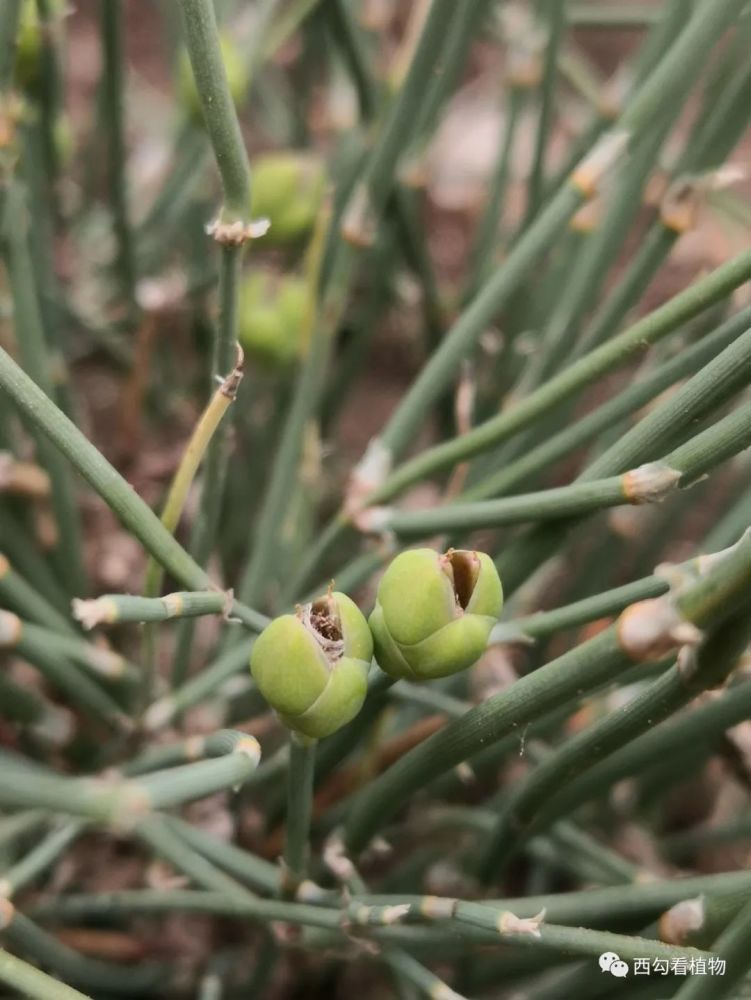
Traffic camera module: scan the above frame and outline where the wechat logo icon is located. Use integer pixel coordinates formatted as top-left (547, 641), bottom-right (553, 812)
top-left (600, 952), bottom-right (629, 978)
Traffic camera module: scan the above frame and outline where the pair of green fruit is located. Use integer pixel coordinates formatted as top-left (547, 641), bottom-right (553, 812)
top-left (250, 548), bottom-right (503, 740)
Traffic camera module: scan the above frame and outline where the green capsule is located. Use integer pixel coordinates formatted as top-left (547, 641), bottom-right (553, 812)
top-left (369, 548), bottom-right (503, 681)
top-left (177, 34), bottom-right (249, 122)
top-left (238, 271), bottom-right (307, 370)
top-left (250, 152), bottom-right (326, 244)
top-left (250, 591), bottom-right (372, 739)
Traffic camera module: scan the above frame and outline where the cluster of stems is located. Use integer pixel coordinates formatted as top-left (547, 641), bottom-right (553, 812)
top-left (2, 1), bottom-right (751, 998)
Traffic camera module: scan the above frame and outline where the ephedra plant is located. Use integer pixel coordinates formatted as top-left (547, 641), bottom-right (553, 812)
top-left (3, 0), bottom-right (751, 997)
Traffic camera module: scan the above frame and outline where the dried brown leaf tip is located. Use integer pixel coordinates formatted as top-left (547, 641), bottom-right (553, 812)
top-left (205, 216), bottom-right (270, 245)
top-left (621, 463), bottom-right (682, 504)
top-left (72, 597), bottom-right (119, 630)
top-left (218, 344), bottom-right (244, 399)
top-left (659, 897), bottom-right (705, 945)
top-left (616, 597), bottom-right (702, 663)
top-left (497, 907), bottom-right (546, 938)
top-left (571, 129), bottom-right (629, 197)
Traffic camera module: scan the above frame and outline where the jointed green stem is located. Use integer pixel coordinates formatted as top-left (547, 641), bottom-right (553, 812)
top-left (176, 0), bottom-right (251, 222)
top-left (371, 247), bottom-right (751, 503)
top-left (466, 308), bottom-right (751, 502)
top-left (359, 0), bottom-right (745, 466)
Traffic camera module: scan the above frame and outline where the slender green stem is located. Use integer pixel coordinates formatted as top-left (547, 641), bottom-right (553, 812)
top-left (74, 589), bottom-right (229, 626)
top-left (382, 949), bottom-right (466, 1000)
top-left (236, 206), bottom-right (330, 610)
top-left (0, 1), bottom-right (21, 90)
top-left (2, 182), bottom-right (87, 595)
top-left (282, 736), bottom-right (316, 895)
top-left (344, 626), bottom-right (627, 854)
top-left (0, 611), bottom-right (130, 731)
top-left (2, 911), bottom-right (162, 994)
top-left (673, 897), bottom-right (751, 999)
top-left (519, 121), bottom-right (670, 396)
top-left (491, 573), bottom-right (667, 644)
top-left (554, 676), bottom-right (751, 835)
top-left (370, 246), bottom-right (751, 503)
top-left (384, 377), bottom-right (751, 541)
top-left (0, 505), bottom-right (70, 612)
top-left (526, 0), bottom-right (567, 220)
top-left (478, 608), bottom-right (751, 879)
top-left (99, 0), bottom-right (138, 327)
top-left (401, 0), bottom-right (492, 167)
top-left (166, 815), bottom-right (278, 895)
top-left (0, 342), bottom-right (268, 631)
top-left (567, 4), bottom-right (659, 28)
top-left (349, 898), bottom-right (714, 961)
top-left (0, 820), bottom-right (85, 898)
top-left (0, 732), bottom-right (260, 818)
top-left (0, 947), bottom-right (93, 1000)
top-left (359, 869), bottom-right (751, 928)
top-left (142, 637), bottom-right (253, 731)
top-left (465, 307), bottom-right (751, 502)
top-left (466, 85), bottom-right (526, 299)
top-left (340, 0), bottom-right (459, 244)
top-left (134, 813), bottom-right (250, 898)
top-left (357, 0), bottom-right (745, 465)
top-left (144, 342), bottom-right (243, 601)
top-left (13, 616), bottom-right (132, 681)
top-left (497, 308), bottom-right (751, 598)
top-left (381, 465), bottom-right (678, 538)
top-left (33, 889), bottom-right (344, 930)
top-left (176, 0), bottom-right (251, 222)
top-left (0, 554), bottom-right (76, 634)
top-left (0, 673), bottom-right (47, 723)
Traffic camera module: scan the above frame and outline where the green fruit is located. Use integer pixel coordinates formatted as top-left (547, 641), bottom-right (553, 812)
top-left (238, 271), bottom-right (308, 369)
top-left (369, 548), bottom-right (503, 681)
top-left (250, 591), bottom-right (373, 739)
top-left (250, 152), bottom-right (325, 244)
top-left (53, 113), bottom-right (74, 166)
top-left (15, 0), bottom-right (64, 92)
top-left (177, 34), bottom-right (248, 122)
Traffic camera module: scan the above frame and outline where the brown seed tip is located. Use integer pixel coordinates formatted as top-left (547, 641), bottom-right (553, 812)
top-left (659, 897), bottom-right (705, 944)
top-left (616, 597), bottom-right (703, 663)
top-left (622, 462), bottom-right (681, 504)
